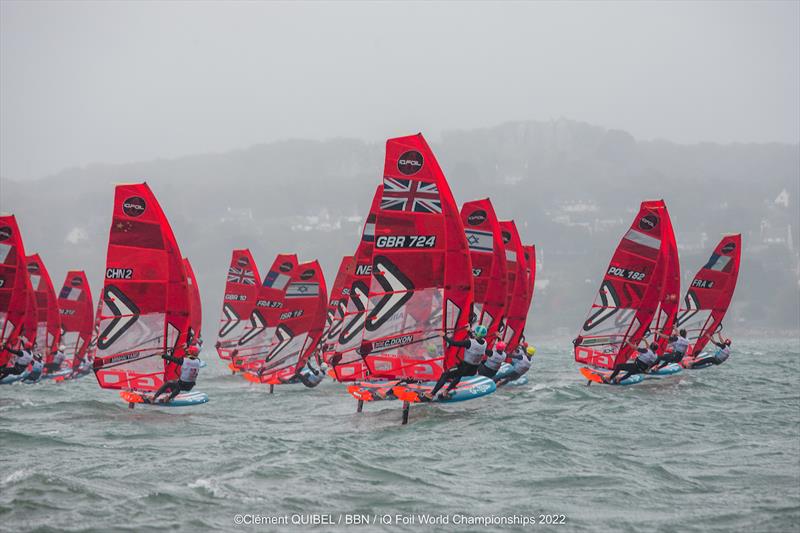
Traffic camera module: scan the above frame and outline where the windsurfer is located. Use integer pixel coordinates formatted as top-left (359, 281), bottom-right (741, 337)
top-left (44, 344), bottom-right (66, 373)
top-left (148, 346), bottom-right (202, 403)
top-left (0, 341), bottom-right (35, 380)
top-left (652, 328), bottom-right (690, 368)
top-left (478, 341), bottom-right (507, 378)
top-left (604, 338), bottom-right (658, 384)
top-left (22, 355), bottom-right (44, 382)
top-left (285, 362), bottom-right (328, 388)
top-left (495, 346), bottom-right (535, 386)
top-left (688, 333), bottom-right (731, 368)
top-left (421, 326), bottom-right (490, 401)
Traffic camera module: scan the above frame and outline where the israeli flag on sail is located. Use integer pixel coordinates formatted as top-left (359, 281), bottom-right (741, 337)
top-left (465, 229), bottom-right (493, 252)
top-left (286, 282), bottom-right (319, 298)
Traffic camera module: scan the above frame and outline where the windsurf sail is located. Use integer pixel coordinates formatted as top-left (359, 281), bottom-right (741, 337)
top-left (183, 258), bottom-right (202, 346)
top-left (327, 187), bottom-right (382, 382)
top-left (57, 270), bottom-right (94, 370)
top-left (93, 182), bottom-right (192, 392)
top-left (498, 221), bottom-right (529, 352)
top-left (232, 253), bottom-right (298, 370)
top-left (215, 249), bottom-right (261, 360)
top-left (523, 245), bottom-right (536, 311)
top-left (320, 255), bottom-right (355, 363)
top-left (0, 215), bottom-right (32, 367)
top-left (676, 234), bottom-right (742, 355)
top-left (353, 133), bottom-right (473, 381)
top-left (460, 199), bottom-right (508, 344)
top-left (574, 200), bottom-right (674, 370)
top-left (26, 254), bottom-right (62, 361)
top-left (651, 213), bottom-right (681, 352)
top-left (246, 260), bottom-right (328, 383)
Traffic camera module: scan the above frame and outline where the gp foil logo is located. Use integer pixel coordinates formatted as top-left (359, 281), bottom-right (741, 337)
top-left (236, 256), bottom-right (250, 268)
top-left (279, 261), bottom-right (293, 273)
top-left (397, 150), bottom-right (424, 176)
top-left (0, 226), bottom-right (12, 241)
top-left (71, 276), bottom-right (83, 286)
top-left (469, 382), bottom-right (491, 395)
top-left (300, 269), bottom-right (316, 280)
top-left (122, 196), bottom-right (146, 217)
top-left (501, 230), bottom-right (511, 244)
top-left (467, 210), bottom-right (487, 226)
top-left (27, 262), bottom-right (40, 273)
top-left (638, 213), bottom-right (659, 231)
top-left (722, 242), bottom-right (736, 254)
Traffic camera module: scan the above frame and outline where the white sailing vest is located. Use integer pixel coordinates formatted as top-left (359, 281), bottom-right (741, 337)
top-left (672, 336), bottom-right (690, 355)
top-left (715, 346), bottom-right (731, 363)
top-left (485, 349), bottom-right (506, 370)
top-left (180, 358), bottom-right (202, 382)
top-left (15, 349), bottom-right (33, 366)
top-left (463, 338), bottom-right (487, 365)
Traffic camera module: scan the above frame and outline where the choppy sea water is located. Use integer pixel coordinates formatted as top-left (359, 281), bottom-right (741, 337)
top-left (1, 337), bottom-right (798, 533)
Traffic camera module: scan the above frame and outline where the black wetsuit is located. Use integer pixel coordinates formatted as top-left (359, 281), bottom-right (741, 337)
top-left (690, 341), bottom-right (730, 368)
top-left (654, 335), bottom-right (689, 368)
top-left (151, 354), bottom-right (196, 402)
top-left (428, 337), bottom-right (487, 397)
top-left (296, 368), bottom-right (324, 388)
top-left (0, 347), bottom-right (33, 379)
top-left (608, 348), bottom-right (657, 382)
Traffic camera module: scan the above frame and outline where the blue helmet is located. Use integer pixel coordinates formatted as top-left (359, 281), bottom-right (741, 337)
top-left (473, 325), bottom-right (488, 338)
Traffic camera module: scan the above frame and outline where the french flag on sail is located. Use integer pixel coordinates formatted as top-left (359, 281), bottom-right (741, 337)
top-left (263, 270), bottom-right (291, 290)
top-left (59, 286), bottom-right (82, 301)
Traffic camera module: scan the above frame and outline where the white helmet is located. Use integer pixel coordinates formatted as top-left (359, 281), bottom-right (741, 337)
top-left (320, 363), bottom-right (329, 372)
top-left (59, 345), bottom-right (66, 351)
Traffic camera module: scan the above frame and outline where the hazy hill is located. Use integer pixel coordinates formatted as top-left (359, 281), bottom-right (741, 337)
top-left (2, 118), bottom-right (798, 338)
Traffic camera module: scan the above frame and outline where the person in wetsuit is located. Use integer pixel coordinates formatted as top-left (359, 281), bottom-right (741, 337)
top-left (292, 362), bottom-right (328, 388)
top-left (495, 345), bottom-right (535, 386)
top-left (422, 325), bottom-right (491, 401)
top-left (149, 346), bottom-right (202, 403)
top-left (0, 340), bottom-right (35, 380)
top-left (688, 333), bottom-right (732, 369)
top-left (478, 341), bottom-right (507, 378)
top-left (44, 345), bottom-right (66, 373)
top-left (604, 338), bottom-right (658, 384)
top-left (653, 328), bottom-right (690, 368)
top-left (22, 355), bottom-right (44, 382)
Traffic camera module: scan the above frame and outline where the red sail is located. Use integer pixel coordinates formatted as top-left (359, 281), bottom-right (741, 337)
top-left (0, 215), bottom-right (32, 367)
top-left (521, 244), bottom-right (536, 344)
top-left (94, 182), bottom-right (191, 391)
top-left (574, 200), bottom-right (673, 370)
top-left (460, 199), bottom-right (508, 344)
top-left (320, 255), bottom-right (355, 361)
top-left (57, 270), bottom-right (94, 369)
top-left (498, 221), bottom-right (529, 352)
top-left (248, 259), bottom-right (328, 383)
top-left (26, 254), bottom-right (62, 361)
top-left (356, 133), bottom-right (473, 380)
top-left (183, 258), bottom-right (202, 345)
top-left (216, 249), bottom-right (261, 360)
top-left (651, 213), bottom-right (681, 351)
top-left (328, 187), bottom-right (382, 382)
top-left (523, 245), bottom-right (536, 311)
top-left (233, 253), bottom-right (298, 369)
top-left (676, 234), bottom-right (742, 355)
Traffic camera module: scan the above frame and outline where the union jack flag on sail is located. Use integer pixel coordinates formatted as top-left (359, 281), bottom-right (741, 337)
top-left (228, 266), bottom-right (256, 285)
top-left (381, 177), bottom-right (441, 214)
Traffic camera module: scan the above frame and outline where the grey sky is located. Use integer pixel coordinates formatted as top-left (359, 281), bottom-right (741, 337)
top-left (1, 0), bottom-right (798, 181)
